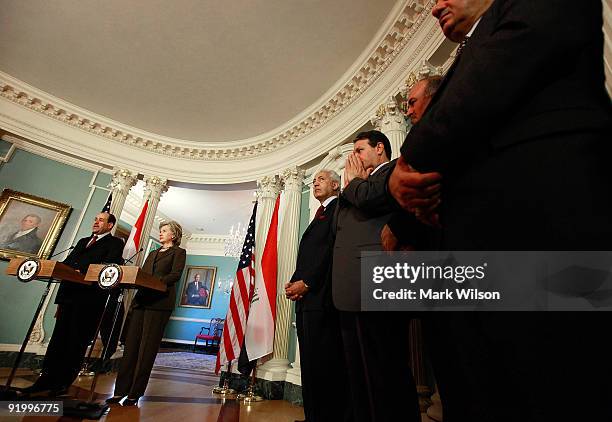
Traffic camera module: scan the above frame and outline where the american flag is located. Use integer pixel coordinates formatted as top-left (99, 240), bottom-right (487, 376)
top-left (216, 202), bottom-right (257, 373)
top-left (102, 193), bottom-right (113, 213)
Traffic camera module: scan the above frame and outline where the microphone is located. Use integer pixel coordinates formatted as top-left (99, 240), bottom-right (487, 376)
top-left (125, 248), bottom-right (144, 264)
top-left (49, 245), bottom-right (75, 259)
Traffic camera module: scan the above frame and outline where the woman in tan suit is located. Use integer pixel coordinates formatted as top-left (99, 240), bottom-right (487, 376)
top-left (107, 220), bottom-right (186, 406)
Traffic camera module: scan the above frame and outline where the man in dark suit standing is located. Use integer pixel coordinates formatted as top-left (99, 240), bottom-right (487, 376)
top-left (0, 214), bottom-right (43, 254)
top-left (388, 1), bottom-right (612, 420)
top-left (383, 75), bottom-right (443, 251)
top-left (23, 212), bottom-right (124, 395)
top-left (285, 169), bottom-right (349, 422)
top-left (333, 130), bottom-right (420, 422)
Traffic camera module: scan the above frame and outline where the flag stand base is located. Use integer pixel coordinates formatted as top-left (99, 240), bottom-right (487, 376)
top-left (236, 368), bottom-right (263, 403)
top-left (236, 390), bottom-right (263, 403)
top-left (213, 361), bottom-right (236, 395)
top-left (212, 386), bottom-right (236, 395)
top-left (212, 382), bottom-right (236, 395)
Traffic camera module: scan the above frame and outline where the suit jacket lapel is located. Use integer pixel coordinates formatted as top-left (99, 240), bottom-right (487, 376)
top-left (303, 198), bottom-right (337, 237)
top-left (88, 233), bottom-right (111, 250)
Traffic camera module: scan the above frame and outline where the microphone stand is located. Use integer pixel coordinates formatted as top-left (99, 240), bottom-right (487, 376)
top-left (78, 248), bottom-right (142, 376)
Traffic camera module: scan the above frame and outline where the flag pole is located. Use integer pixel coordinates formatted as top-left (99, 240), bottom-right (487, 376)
top-left (237, 363), bottom-right (263, 403)
top-left (212, 361), bottom-right (236, 395)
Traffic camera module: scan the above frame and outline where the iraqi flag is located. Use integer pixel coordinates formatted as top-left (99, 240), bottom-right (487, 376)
top-left (123, 200), bottom-right (148, 262)
top-left (239, 195), bottom-right (280, 373)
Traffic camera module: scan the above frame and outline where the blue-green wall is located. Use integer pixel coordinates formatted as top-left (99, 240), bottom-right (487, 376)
top-left (163, 254), bottom-right (237, 342)
top-left (0, 139), bottom-right (12, 156)
top-left (0, 147), bottom-right (110, 344)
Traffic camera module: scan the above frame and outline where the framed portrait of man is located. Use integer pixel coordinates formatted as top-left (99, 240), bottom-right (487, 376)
top-left (0, 189), bottom-right (71, 260)
top-left (179, 266), bottom-right (216, 309)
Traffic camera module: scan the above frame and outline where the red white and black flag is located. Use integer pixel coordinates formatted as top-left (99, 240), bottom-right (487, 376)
top-left (123, 200), bottom-right (148, 262)
top-left (239, 195), bottom-right (280, 374)
top-left (216, 202), bottom-right (258, 374)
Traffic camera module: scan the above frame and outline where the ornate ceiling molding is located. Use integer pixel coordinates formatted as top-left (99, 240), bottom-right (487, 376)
top-left (0, 0), bottom-right (433, 162)
top-left (184, 234), bottom-right (229, 257)
top-left (187, 234), bottom-right (228, 245)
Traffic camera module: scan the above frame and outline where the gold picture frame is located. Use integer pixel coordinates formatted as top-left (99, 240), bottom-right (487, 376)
top-left (0, 189), bottom-right (72, 260)
top-left (179, 265), bottom-right (217, 309)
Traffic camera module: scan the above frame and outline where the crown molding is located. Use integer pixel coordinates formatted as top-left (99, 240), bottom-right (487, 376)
top-left (0, 1), bottom-right (432, 158)
top-left (1, 133), bottom-right (113, 174)
top-left (0, 1), bottom-right (446, 183)
top-left (185, 233), bottom-right (229, 257)
top-left (187, 234), bottom-right (228, 244)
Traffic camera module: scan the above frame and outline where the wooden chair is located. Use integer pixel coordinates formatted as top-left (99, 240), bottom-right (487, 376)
top-left (193, 318), bottom-right (224, 352)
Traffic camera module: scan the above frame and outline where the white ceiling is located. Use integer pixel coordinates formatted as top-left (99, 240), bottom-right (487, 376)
top-left (0, 0), bottom-right (398, 142)
top-left (1, 1), bottom-right (399, 236)
top-left (130, 180), bottom-right (257, 235)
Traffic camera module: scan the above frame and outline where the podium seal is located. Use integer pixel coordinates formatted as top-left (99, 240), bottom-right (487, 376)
top-left (17, 258), bottom-right (41, 282)
top-left (98, 264), bottom-right (122, 289)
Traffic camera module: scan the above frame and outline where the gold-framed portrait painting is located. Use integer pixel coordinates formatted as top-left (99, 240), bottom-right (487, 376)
top-left (179, 266), bottom-right (216, 309)
top-left (0, 189), bottom-right (71, 260)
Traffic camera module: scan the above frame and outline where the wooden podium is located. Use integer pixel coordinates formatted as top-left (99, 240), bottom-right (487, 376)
top-left (79, 265), bottom-right (166, 406)
top-left (6, 257), bottom-right (87, 284)
top-left (84, 264), bottom-right (166, 291)
top-left (3, 257), bottom-right (87, 393)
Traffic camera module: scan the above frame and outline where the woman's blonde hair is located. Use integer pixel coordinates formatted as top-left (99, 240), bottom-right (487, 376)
top-left (160, 220), bottom-right (183, 246)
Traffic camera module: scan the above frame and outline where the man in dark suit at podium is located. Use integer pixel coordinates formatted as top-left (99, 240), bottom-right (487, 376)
top-left (285, 169), bottom-right (350, 422)
top-left (23, 212), bottom-right (124, 395)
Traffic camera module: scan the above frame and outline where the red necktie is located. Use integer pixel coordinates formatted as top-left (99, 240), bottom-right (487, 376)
top-left (315, 205), bottom-right (325, 220)
top-left (86, 235), bottom-right (98, 248)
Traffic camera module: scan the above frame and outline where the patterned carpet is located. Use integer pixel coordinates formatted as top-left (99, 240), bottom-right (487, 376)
top-left (154, 351), bottom-right (217, 374)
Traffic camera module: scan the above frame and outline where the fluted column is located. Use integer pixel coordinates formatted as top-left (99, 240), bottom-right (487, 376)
top-left (138, 175), bottom-right (169, 266)
top-left (371, 96), bottom-right (408, 160)
top-left (285, 322), bottom-right (302, 386)
top-left (264, 167), bottom-right (304, 375)
top-left (254, 175), bottom-right (283, 252)
top-left (108, 168), bottom-right (138, 233)
top-left (253, 174), bottom-right (284, 379)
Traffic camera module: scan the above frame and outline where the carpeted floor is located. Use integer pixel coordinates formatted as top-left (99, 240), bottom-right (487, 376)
top-left (154, 351), bottom-right (217, 374)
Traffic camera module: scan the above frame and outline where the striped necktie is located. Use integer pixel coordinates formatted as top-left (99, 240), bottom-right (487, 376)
top-left (86, 235), bottom-right (98, 248)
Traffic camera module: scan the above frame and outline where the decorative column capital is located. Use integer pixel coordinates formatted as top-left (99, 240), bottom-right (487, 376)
top-left (371, 96), bottom-right (407, 131)
top-left (108, 168), bottom-right (138, 193)
top-left (326, 146), bottom-right (343, 162)
top-left (257, 175), bottom-right (283, 200)
top-left (143, 175), bottom-right (169, 199)
top-left (400, 60), bottom-right (444, 97)
top-left (281, 167), bottom-right (305, 193)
